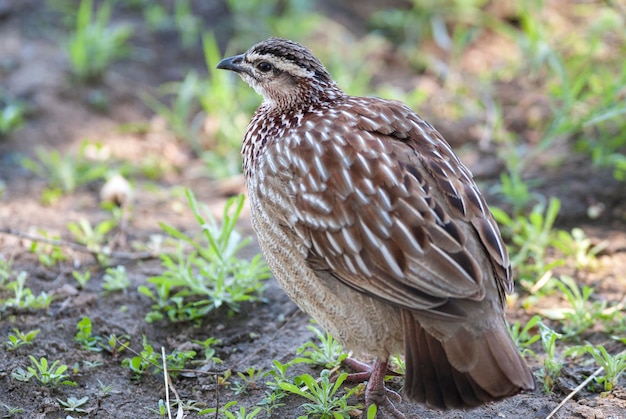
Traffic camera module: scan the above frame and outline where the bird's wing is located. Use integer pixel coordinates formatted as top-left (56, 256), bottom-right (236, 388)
top-left (286, 97), bottom-right (511, 316)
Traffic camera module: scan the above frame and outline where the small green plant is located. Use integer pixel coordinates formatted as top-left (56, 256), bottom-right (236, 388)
top-left (4, 328), bottom-right (40, 351)
top-left (492, 197), bottom-right (563, 289)
top-left (537, 323), bottom-right (564, 393)
top-left (139, 191), bottom-right (269, 323)
top-left (508, 315), bottom-right (541, 357)
top-left (256, 390), bottom-right (287, 417)
top-left (21, 146), bottom-right (109, 201)
top-left (192, 337), bottom-right (222, 364)
top-left (585, 345), bottom-right (626, 392)
top-left (57, 396), bottom-right (89, 413)
top-left (389, 354), bottom-right (406, 376)
top-left (553, 228), bottom-right (607, 270)
top-left (97, 379), bottom-right (114, 395)
top-left (82, 360), bottom-right (103, 369)
top-left (232, 367), bottom-right (265, 395)
top-left (28, 230), bottom-right (67, 267)
top-left (2, 271), bottom-right (54, 310)
top-left (145, 399), bottom-right (169, 417)
top-left (200, 401), bottom-right (263, 418)
top-left (165, 348), bottom-right (197, 372)
top-left (279, 370), bottom-right (361, 418)
top-left (553, 276), bottom-right (605, 338)
top-left (495, 169), bottom-right (538, 215)
top-left (294, 324), bottom-right (348, 368)
top-left (67, 217), bottom-right (117, 264)
top-left (67, 0), bottom-right (133, 81)
top-left (101, 333), bottom-right (131, 358)
top-left (121, 336), bottom-right (196, 379)
top-left (366, 404), bottom-right (378, 419)
top-left (0, 402), bottom-right (24, 417)
top-left (0, 90), bottom-right (28, 137)
top-left (263, 359), bottom-right (294, 391)
top-left (0, 255), bottom-right (12, 286)
top-left (12, 356), bottom-right (77, 387)
top-left (102, 265), bottom-right (130, 292)
top-left (72, 270), bottom-right (92, 289)
top-left (122, 335), bottom-right (159, 378)
top-left (75, 316), bottom-right (103, 351)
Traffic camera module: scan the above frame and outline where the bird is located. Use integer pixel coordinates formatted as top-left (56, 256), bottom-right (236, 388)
top-left (216, 38), bottom-right (535, 418)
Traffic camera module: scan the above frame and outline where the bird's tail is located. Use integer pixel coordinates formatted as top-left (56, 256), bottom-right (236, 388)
top-left (401, 309), bottom-right (535, 410)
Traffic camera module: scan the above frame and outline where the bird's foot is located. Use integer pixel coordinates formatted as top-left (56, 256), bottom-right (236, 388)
top-left (343, 358), bottom-right (405, 419)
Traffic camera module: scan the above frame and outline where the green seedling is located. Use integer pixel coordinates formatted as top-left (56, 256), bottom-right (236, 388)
top-left (537, 323), bottom-right (564, 393)
top-left (82, 360), bottom-right (103, 369)
top-left (232, 367), bottom-right (265, 395)
top-left (263, 359), bottom-right (294, 391)
top-left (0, 91), bottom-right (28, 136)
top-left (294, 324), bottom-right (348, 368)
top-left (57, 396), bottom-right (89, 413)
top-left (121, 336), bottom-right (196, 379)
top-left (122, 336), bottom-right (159, 378)
top-left (97, 379), bottom-right (114, 395)
top-left (492, 197), bottom-right (563, 290)
top-left (67, 217), bottom-right (117, 265)
top-left (199, 401), bottom-right (262, 418)
top-left (21, 147), bottom-right (108, 197)
top-left (495, 170), bottom-right (537, 215)
top-left (508, 315), bottom-right (541, 357)
top-left (3, 271), bottom-right (53, 310)
top-left (553, 228), bottom-right (607, 270)
top-left (13, 356), bottom-right (77, 387)
top-left (256, 390), bottom-right (287, 416)
top-left (585, 345), bottom-right (626, 392)
top-left (139, 191), bottom-right (269, 323)
top-left (192, 337), bottom-right (222, 364)
top-left (552, 276), bottom-right (605, 338)
top-left (75, 316), bottom-right (103, 351)
top-left (67, 0), bottom-right (133, 81)
top-left (102, 265), bottom-right (130, 292)
top-left (366, 404), bottom-right (378, 419)
top-left (0, 402), bottom-right (24, 417)
top-left (164, 348), bottom-right (196, 372)
top-left (0, 255), bottom-right (12, 286)
top-left (279, 370), bottom-right (361, 418)
top-left (28, 229), bottom-right (67, 267)
top-left (72, 270), bottom-right (92, 289)
top-left (101, 333), bottom-right (131, 358)
top-left (4, 328), bottom-right (40, 351)
top-left (145, 399), bottom-right (168, 417)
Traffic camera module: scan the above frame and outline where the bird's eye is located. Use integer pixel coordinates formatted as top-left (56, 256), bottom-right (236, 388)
top-left (256, 61), bottom-right (273, 73)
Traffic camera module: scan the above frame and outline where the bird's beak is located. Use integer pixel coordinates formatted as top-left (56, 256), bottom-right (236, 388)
top-left (216, 54), bottom-right (245, 73)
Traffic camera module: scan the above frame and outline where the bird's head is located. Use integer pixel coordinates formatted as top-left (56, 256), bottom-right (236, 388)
top-left (217, 38), bottom-right (343, 109)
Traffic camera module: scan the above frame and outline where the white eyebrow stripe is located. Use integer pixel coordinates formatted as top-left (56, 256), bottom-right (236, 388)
top-left (245, 52), bottom-right (314, 78)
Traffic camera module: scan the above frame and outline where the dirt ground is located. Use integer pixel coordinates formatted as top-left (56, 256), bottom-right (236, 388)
top-left (1, 2), bottom-right (625, 418)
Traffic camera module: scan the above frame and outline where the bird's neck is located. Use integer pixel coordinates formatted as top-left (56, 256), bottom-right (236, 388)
top-left (242, 88), bottom-right (346, 179)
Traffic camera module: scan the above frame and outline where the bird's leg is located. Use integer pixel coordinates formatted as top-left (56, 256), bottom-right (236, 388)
top-left (343, 358), bottom-right (405, 419)
top-left (342, 357), bottom-right (376, 382)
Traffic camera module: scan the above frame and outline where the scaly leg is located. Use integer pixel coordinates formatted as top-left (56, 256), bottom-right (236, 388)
top-left (343, 358), bottom-right (405, 419)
